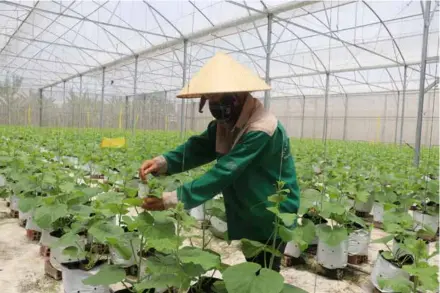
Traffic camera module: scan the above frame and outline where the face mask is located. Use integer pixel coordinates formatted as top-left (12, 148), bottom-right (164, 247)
top-left (208, 94), bottom-right (237, 123)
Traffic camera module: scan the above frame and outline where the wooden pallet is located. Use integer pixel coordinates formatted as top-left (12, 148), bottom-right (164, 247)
top-left (373, 221), bottom-right (383, 229)
top-left (19, 219), bottom-right (27, 227)
top-left (282, 255), bottom-right (306, 267)
top-left (10, 210), bottom-right (18, 218)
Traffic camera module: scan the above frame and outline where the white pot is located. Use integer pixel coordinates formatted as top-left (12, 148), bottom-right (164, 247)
top-left (50, 237), bottom-right (87, 269)
top-left (317, 239), bottom-right (348, 269)
top-left (62, 263), bottom-right (110, 293)
top-left (40, 229), bottom-right (56, 247)
top-left (412, 210), bottom-right (439, 233)
top-left (19, 210), bottom-right (31, 221)
top-left (284, 241), bottom-right (301, 258)
top-left (190, 204), bottom-right (205, 221)
top-left (348, 229), bottom-right (370, 256)
top-left (354, 193), bottom-right (374, 213)
top-left (371, 252), bottom-right (410, 292)
top-left (311, 223), bottom-right (327, 245)
top-left (25, 215), bottom-right (42, 232)
top-left (372, 202), bottom-right (384, 223)
top-left (209, 216), bottom-right (227, 239)
top-left (9, 194), bottom-right (19, 210)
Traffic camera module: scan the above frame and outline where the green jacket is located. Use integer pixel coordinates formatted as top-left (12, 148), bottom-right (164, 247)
top-left (162, 119), bottom-right (300, 241)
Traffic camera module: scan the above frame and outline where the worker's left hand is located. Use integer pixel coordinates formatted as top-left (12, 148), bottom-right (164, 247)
top-left (142, 196), bottom-right (165, 211)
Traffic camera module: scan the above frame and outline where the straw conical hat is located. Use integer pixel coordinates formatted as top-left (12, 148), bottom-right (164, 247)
top-left (177, 52), bottom-right (270, 98)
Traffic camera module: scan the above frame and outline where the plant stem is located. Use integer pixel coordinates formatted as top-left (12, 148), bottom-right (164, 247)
top-left (268, 202), bottom-right (280, 270)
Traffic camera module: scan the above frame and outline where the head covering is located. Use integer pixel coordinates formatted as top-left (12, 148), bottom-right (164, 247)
top-left (177, 52), bottom-right (270, 98)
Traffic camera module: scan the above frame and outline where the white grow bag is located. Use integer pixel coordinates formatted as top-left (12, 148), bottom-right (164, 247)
top-left (62, 263), bottom-right (110, 293)
top-left (10, 194), bottom-right (19, 210)
top-left (138, 183), bottom-right (149, 198)
top-left (284, 241), bottom-right (301, 258)
top-left (317, 239), bottom-right (348, 269)
top-left (354, 194), bottom-right (374, 213)
top-left (412, 211), bottom-right (439, 233)
top-left (348, 229), bottom-right (370, 256)
top-left (40, 229), bottom-right (56, 247)
top-left (372, 202), bottom-right (384, 223)
top-left (371, 252), bottom-right (410, 292)
top-left (392, 238), bottom-right (411, 258)
top-left (209, 216), bottom-right (227, 239)
top-left (190, 204), bottom-right (206, 221)
top-left (50, 237), bottom-right (87, 270)
top-left (25, 215), bottom-right (42, 232)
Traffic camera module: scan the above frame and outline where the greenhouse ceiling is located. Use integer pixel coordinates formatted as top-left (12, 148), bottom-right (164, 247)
top-left (0, 0), bottom-right (438, 97)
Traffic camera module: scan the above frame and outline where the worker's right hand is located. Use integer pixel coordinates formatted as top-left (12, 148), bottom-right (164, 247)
top-left (139, 159), bottom-right (159, 182)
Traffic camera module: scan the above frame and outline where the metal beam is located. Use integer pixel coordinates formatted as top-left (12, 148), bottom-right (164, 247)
top-left (41, 0), bottom-right (317, 89)
top-left (1, 0), bottom-right (176, 39)
top-left (271, 56), bottom-right (439, 80)
top-left (414, 1), bottom-right (431, 166)
top-left (424, 77), bottom-right (439, 93)
top-left (399, 66), bottom-right (408, 145)
top-left (264, 14), bottom-right (273, 109)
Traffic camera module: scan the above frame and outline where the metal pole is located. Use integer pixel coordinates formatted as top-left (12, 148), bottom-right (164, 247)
top-left (77, 75), bottom-right (82, 128)
top-left (125, 96), bottom-right (129, 129)
top-left (142, 94), bottom-right (146, 129)
top-left (381, 94), bottom-right (388, 142)
top-left (132, 55), bottom-right (139, 132)
top-left (322, 73), bottom-right (330, 141)
top-left (39, 88), bottom-right (43, 127)
top-left (343, 94), bottom-right (348, 140)
top-left (63, 81), bottom-right (66, 127)
top-left (264, 13), bottom-right (273, 109)
top-left (399, 66), bottom-right (408, 145)
top-left (414, 1), bottom-right (431, 166)
top-left (300, 96), bottom-right (305, 139)
top-left (100, 67), bottom-right (106, 129)
top-left (180, 39), bottom-right (188, 138)
top-left (394, 91), bottom-right (400, 144)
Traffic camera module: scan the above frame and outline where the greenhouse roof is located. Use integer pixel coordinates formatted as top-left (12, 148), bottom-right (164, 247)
top-left (0, 0), bottom-right (438, 97)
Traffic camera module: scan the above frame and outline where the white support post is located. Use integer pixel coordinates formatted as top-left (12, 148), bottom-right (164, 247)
top-left (414, 1), bottom-right (431, 166)
top-left (399, 66), bottom-right (408, 145)
top-left (39, 88), bottom-right (43, 127)
top-left (180, 39), bottom-right (188, 138)
top-left (100, 67), bottom-right (106, 129)
top-left (132, 55), bottom-right (139, 132)
top-left (264, 13), bottom-right (273, 109)
top-left (63, 81), bottom-right (66, 127)
top-left (322, 73), bottom-right (330, 141)
top-left (394, 91), bottom-right (400, 144)
top-left (300, 96), bottom-right (305, 139)
top-left (343, 94), bottom-right (348, 140)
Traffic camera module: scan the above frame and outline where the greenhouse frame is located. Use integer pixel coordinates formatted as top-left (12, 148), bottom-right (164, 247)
top-left (0, 0), bottom-right (439, 165)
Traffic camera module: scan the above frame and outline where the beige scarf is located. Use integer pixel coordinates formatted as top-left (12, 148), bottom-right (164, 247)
top-left (215, 95), bottom-right (266, 154)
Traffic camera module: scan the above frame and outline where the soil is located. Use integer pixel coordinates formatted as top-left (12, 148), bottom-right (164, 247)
top-left (61, 259), bottom-right (107, 271)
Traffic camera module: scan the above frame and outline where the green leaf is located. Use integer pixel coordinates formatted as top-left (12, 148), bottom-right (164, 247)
top-left (59, 182), bottom-right (75, 193)
top-left (82, 264), bottom-right (126, 286)
top-left (135, 274), bottom-right (184, 291)
top-left (88, 221), bottom-right (124, 243)
top-left (378, 276), bottom-right (412, 293)
top-left (240, 239), bottom-right (282, 259)
top-left (223, 262), bottom-right (284, 293)
top-left (268, 194), bottom-right (287, 204)
top-left (177, 247), bottom-right (221, 270)
top-left (18, 197), bottom-right (38, 212)
top-left (298, 189), bottom-right (320, 214)
top-left (123, 197), bottom-right (143, 206)
top-left (266, 206), bottom-right (297, 226)
top-left (62, 246), bottom-right (79, 257)
top-left (372, 234), bottom-right (394, 245)
top-left (33, 203), bottom-right (68, 229)
top-left (316, 225), bottom-right (348, 247)
top-left (355, 191), bottom-right (370, 203)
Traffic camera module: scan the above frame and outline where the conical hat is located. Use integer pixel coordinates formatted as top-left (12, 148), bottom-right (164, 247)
top-left (177, 52), bottom-right (270, 98)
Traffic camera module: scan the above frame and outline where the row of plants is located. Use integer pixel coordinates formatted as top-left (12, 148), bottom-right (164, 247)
top-left (0, 126), bottom-right (439, 293)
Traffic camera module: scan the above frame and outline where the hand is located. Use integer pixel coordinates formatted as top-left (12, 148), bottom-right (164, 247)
top-left (139, 159), bottom-right (159, 182)
top-left (142, 196), bottom-right (165, 211)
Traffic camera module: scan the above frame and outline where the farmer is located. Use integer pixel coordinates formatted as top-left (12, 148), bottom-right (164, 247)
top-left (139, 52), bottom-right (300, 272)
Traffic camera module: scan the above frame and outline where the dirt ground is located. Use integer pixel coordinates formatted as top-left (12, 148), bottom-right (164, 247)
top-left (0, 199), bottom-right (437, 293)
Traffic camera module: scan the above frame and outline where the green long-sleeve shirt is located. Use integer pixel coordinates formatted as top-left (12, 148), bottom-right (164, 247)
top-left (162, 120), bottom-right (300, 241)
